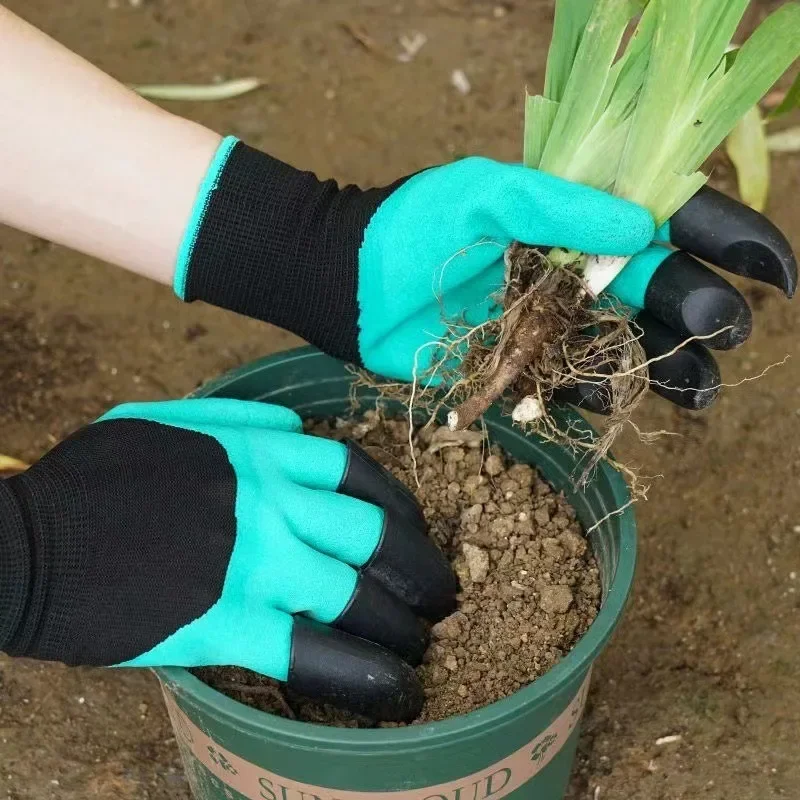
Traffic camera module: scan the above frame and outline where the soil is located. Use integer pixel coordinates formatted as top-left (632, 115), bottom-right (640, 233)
top-left (196, 415), bottom-right (601, 726)
top-left (1, 1), bottom-right (798, 798)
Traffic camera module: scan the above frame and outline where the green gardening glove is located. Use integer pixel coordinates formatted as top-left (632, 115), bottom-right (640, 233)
top-left (0, 399), bottom-right (455, 721)
top-left (175, 139), bottom-right (795, 410)
top-left (174, 139), bottom-right (653, 381)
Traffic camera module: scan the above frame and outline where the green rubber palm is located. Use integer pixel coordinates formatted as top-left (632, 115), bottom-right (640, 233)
top-left (357, 157), bottom-right (656, 381)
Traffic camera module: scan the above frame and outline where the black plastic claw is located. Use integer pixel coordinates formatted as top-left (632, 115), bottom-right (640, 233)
top-left (288, 617), bottom-right (424, 722)
top-left (340, 439), bottom-right (426, 531)
top-left (340, 440), bottom-right (457, 621)
top-left (671, 186), bottom-right (798, 297)
top-left (334, 574), bottom-right (428, 665)
top-left (645, 251), bottom-right (753, 350)
top-left (635, 311), bottom-right (721, 410)
top-left (363, 509), bottom-right (457, 622)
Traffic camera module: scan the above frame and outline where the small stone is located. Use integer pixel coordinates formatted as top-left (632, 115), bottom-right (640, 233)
top-left (559, 530), bottom-right (587, 558)
top-left (507, 463), bottom-right (534, 486)
top-left (447, 481), bottom-right (461, 498)
top-left (490, 517), bottom-right (514, 537)
top-left (463, 543), bottom-right (490, 582)
top-left (444, 654), bottom-right (459, 671)
top-left (444, 447), bottom-right (465, 463)
top-left (484, 455), bottom-right (504, 476)
top-left (539, 584), bottom-right (574, 614)
top-left (534, 506), bottom-right (550, 526)
top-left (431, 612), bottom-right (464, 640)
top-left (461, 503), bottom-right (483, 526)
top-left (429, 665), bottom-right (449, 686)
top-left (457, 684), bottom-right (469, 697)
top-left (542, 538), bottom-right (564, 559)
top-left (472, 485), bottom-right (491, 504)
top-left (464, 475), bottom-right (484, 494)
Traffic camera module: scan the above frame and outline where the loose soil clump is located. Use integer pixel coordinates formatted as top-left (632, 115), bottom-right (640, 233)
top-left (196, 412), bottom-right (601, 726)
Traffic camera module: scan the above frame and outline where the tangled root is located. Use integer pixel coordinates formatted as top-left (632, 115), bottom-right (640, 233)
top-left (437, 242), bottom-right (649, 485)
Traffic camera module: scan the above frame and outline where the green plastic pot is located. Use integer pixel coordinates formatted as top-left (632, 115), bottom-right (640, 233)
top-left (156, 346), bottom-right (636, 800)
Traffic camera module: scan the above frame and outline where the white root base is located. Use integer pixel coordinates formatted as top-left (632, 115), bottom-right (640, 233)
top-left (584, 254), bottom-right (631, 296)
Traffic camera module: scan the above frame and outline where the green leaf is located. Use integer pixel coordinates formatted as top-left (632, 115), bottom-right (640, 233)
top-left (676, 1), bottom-right (800, 175)
top-left (544, 0), bottom-right (595, 102)
top-left (540, 0), bottom-right (641, 177)
top-left (562, 115), bottom-right (633, 191)
top-left (768, 72), bottom-right (800, 120)
top-left (615, 0), bottom-right (700, 204)
top-left (602, 2), bottom-right (657, 120)
top-left (131, 78), bottom-right (262, 101)
top-left (524, 94), bottom-right (560, 168)
top-left (647, 172), bottom-right (708, 226)
top-left (726, 105), bottom-right (771, 212)
top-left (685, 0), bottom-right (750, 104)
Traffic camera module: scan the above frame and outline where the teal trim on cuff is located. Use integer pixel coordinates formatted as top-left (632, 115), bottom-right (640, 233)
top-left (173, 135), bottom-right (240, 301)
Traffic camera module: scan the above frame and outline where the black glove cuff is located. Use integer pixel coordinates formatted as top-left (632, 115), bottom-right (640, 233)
top-left (182, 140), bottom-right (398, 364)
top-left (0, 479), bottom-right (31, 653)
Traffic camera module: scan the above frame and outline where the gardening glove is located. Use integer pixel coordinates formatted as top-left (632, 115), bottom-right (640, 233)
top-left (175, 138), bottom-right (796, 413)
top-left (561, 187), bottom-right (797, 412)
top-left (174, 137), bottom-right (654, 382)
top-left (0, 399), bottom-right (456, 722)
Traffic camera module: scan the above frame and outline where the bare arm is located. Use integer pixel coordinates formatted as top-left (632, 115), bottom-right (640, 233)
top-left (0, 4), bottom-right (221, 284)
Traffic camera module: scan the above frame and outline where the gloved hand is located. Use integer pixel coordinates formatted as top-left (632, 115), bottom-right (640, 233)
top-left (175, 138), bottom-right (796, 411)
top-left (0, 399), bottom-right (455, 722)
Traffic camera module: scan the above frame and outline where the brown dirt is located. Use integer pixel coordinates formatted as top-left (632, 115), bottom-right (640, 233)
top-left (1, 1), bottom-right (798, 798)
top-left (197, 415), bottom-right (600, 726)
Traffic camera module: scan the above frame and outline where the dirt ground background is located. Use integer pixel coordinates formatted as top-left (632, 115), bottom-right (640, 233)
top-left (1, 1), bottom-right (798, 798)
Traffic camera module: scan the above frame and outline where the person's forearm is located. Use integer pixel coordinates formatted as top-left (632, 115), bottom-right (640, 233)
top-left (0, 5), bottom-right (221, 284)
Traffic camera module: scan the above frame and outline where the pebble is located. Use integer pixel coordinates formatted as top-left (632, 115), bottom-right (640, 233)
top-left (463, 474), bottom-right (484, 494)
top-left (491, 517), bottom-right (514, 537)
top-left (559, 530), bottom-right (587, 557)
top-left (463, 543), bottom-right (490, 582)
top-left (507, 463), bottom-right (534, 486)
top-left (534, 506), bottom-right (550, 526)
top-left (472, 485), bottom-right (492, 504)
top-left (444, 654), bottom-right (459, 672)
top-left (542, 538), bottom-right (564, 560)
top-left (431, 612), bottom-right (464, 640)
top-left (484, 455), bottom-right (504, 476)
top-left (429, 665), bottom-right (449, 686)
top-left (539, 584), bottom-right (574, 614)
top-left (461, 503), bottom-right (483, 526)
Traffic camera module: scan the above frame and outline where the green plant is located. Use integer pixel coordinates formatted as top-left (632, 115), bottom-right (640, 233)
top-left (443, 0), bottom-right (800, 472)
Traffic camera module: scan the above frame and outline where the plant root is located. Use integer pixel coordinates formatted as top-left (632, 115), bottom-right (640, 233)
top-left (441, 242), bottom-right (649, 485)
